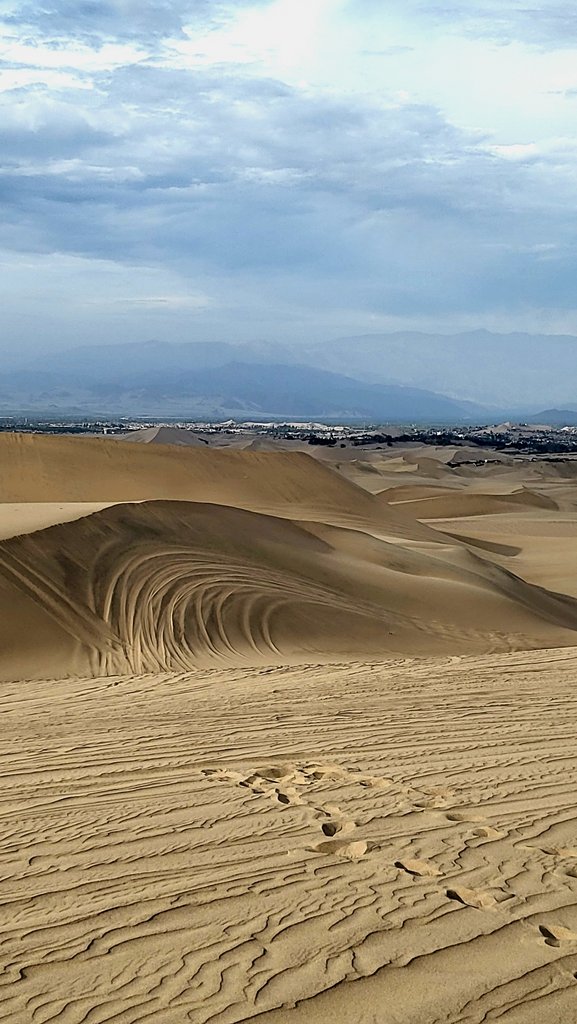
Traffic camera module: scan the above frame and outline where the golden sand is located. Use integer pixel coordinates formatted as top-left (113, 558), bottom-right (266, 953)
top-left (1, 433), bottom-right (577, 1022)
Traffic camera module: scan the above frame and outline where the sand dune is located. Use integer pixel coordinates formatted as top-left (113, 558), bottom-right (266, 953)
top-left (434, 514), bottom-right (577, 598)
top-left (0, 501), bottom-right (114, 540)
top-left (0, 433), bottom-right (391, 522)
top-left (116, 425), bottom-right (209, 446)
top-left (3, 433), bottom-right (577, 1022)
top-left (0, 435), bottom-right (576, 681)
top-left (435, 529), bottom-right (523, 556)
top-left (385, 488), bottom-right (558, 519)
top-left (376, 484), bottom-right (459, 502)
top-left (330, 447), bottom-right (492, 493)
top-left (1, 496), bottom-right (576, 681)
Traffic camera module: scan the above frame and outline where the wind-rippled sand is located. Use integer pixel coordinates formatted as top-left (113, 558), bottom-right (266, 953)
top-left (1, 433), bottom-right (577, 1022)
top-left (2, 653), bottom-right (577, 1023)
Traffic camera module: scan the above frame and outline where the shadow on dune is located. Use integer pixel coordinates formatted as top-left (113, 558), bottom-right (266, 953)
top-left (0, 495), bottom-right (576, 681)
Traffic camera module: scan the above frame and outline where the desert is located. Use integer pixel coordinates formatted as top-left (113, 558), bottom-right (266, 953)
top-left (4, 0), bottom-right (577, 1017)
top-left (1, 430), bottom-right (577, 1023)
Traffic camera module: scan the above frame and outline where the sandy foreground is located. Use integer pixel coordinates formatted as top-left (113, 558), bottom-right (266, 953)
top-left (2, 653), bottom-right (577, 1023)
top-left (1, 433), bottom-right (577, 1022)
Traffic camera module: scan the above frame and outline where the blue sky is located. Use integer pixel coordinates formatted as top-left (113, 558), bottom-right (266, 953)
top-left (1, 0), bottom-right (577, 352)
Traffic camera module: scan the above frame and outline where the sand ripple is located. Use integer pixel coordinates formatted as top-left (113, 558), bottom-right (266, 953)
top-left (1, 651), bottom-right (577, 1022)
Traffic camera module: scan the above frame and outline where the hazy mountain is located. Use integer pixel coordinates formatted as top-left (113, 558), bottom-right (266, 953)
top-left (305, 330), bottom-right (577, 408)
top-left (0, 357), bottom-right (488, 422)
top-left (525, 409), bottom-right (577, 426)
top-left (7, 330), bottom-right (577, 413)
top-left (23, 340), bottom-right (257, 379)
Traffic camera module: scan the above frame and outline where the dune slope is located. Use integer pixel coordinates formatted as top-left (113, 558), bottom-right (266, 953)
top-left (384, 488), bottom-right (558, 519)
top-left (0, 497), bottom-right (576, 680)
top-left (0, 433), bottom-right (380, 514)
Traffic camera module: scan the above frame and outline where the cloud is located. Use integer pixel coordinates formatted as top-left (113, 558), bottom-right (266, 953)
top-left (407, 1), bottom-right (577, 49)
top-left (0, 0), bottom-right (255, 45)
top-left (2, 61), bottom-right (574, 315)
top-left (1, 59), bottom-right (576, 310)
top-left (346, 0), bottom-right (577, 50)
top-left (1, 0), bottom-right (577, 346)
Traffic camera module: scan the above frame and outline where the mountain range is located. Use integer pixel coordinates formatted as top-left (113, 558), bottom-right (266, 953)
top-left (0, 356), bottom-right (485, 422)
top-left (2, 330), bottom-right (577, 422)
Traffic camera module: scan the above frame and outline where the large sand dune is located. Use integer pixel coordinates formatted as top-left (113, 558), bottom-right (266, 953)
top-left (3, 497), bottom-right (575, 680)
top-left (1, 436), bottom-right (576, 680)
top-left (0, 433), bottom-right (401, 531)
top-left (2, 433), bottom-right (577, 1022)
top-left (382, 487), bottom-right (558, 519)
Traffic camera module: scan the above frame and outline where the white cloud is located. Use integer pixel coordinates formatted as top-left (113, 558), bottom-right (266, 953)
top-left (1, 0), bottom-right (577, 346)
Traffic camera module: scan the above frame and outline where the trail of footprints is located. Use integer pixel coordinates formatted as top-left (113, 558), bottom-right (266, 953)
top-left (201, 761), bottom-right (387, 860)
top-left (201, 760), bottom-right (577, 953)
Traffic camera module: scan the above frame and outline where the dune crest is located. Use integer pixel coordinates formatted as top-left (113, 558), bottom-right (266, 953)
top-left (0, 490), bottom-right (576, 679)
top-left (0, 435), bottom-right (576, 680)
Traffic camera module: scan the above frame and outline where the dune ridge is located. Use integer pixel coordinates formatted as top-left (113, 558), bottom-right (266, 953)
top-left (0, 493), bottom-right (576, 681)
top-left (0, 433), bottom-right (381, 512)
top-left (382, 488), bottom-right (558, 518)
top-left (0, 435), bottom-right (576, 681)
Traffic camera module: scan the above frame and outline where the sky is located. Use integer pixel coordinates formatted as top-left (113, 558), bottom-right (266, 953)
top-left (1, 0), bottom-right (577, 353)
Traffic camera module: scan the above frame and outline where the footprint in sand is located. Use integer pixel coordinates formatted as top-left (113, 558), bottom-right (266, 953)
top-left (301, 764), bottom-right (346, 782)
top-left (254, 765), bottom-right (296, 783)
top-left (440, 811), bottom-right (505, 839)
top-left (238, 774), bottom-right (272, 795)
top-left (395, 858), bottom-right (441, 878)
top-left (301, 763), bottom-right (392, 790)
top-left (203, 767), bottom-right (301, 806)
top-left (202, 767), bottom-right (244, 784)
top-left (445, 811), bottom-right (487, 823)
top-left (323, 802), bottom-right (345, 816)
top-left (202, 762), bottom-right (391, 860)
top-left (470, 825), bottom-right (505, 840)
top-left (204, 762), bottom-right (359, 830)
top-left (358, 775), bottom-right (393, 790)
top-left (321, 819), bottom-right (356, 837)
top-left (539, 924), bottom-right (577, 947)
top-left (274, 787), bottom-right (304, 806)
top-left (414, 788), bottom-right (455, 810)
top-left (312, 839), bottom-right (368, 861)
top-left (540, 845), bottom-right (577, 858)
top-left (446, 886), bottom-right (497, 910)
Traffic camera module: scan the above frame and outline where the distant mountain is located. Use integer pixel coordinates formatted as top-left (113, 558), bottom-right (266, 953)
top-left (25, 340), bottom-right (253, 379)
top-left (305, 330), bottom-right (577, 408)
top-left (0, 353), bottom-right (488, 422)
top-left (525, 409), bottom-right (577, 426)
top-left (8, 330), bottom-right (577, 412)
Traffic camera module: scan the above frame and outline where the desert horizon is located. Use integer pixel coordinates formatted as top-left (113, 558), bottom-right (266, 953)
top-left (1, 428), bottom-right (577, 1022)
top-left (3, 0), bottom-right (577, 1016)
